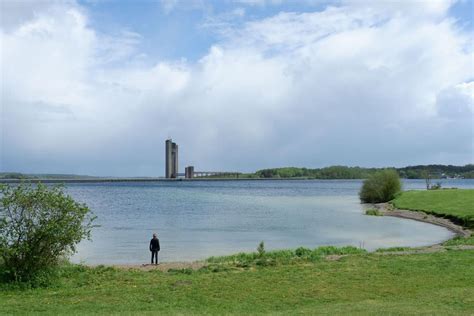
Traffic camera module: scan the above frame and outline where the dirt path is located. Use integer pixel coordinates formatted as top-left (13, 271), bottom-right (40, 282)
top-left (106, 261), bottom-right (206, 272)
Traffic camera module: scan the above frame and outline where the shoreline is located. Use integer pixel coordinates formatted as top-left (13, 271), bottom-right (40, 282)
top-left (83, 204), bottom-right (472, 271)
top-left (91, 208), bottom-right (472, 271)
top-left (0, 178), bottom-right (354, 184)
top-left (369, 203), bottom-right (472, 238)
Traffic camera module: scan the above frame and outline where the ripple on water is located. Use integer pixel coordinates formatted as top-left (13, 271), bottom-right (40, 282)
top-left (69, 179), bottom-right (472, 264)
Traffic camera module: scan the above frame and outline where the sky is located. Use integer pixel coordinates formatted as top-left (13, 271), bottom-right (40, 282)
top-left (1, 0), bottom-right (473, 177)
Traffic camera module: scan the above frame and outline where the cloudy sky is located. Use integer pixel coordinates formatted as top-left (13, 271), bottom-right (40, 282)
top-left (1, 0), bottom-right (473, 176)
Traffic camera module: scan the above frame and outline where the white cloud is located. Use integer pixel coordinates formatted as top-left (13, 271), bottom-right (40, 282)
top-left (161, 0), bottom-right (179, 14)
top-left (436, 82), bottom-right (474, 118)
top-left (159, 0), bottom-right (208, 14)
top-left (1, 1), bottom-right (472, 175)
top-left (342, 0), bottom-right (457, 16)
top-left (234, 0), bottom-right (283, 6)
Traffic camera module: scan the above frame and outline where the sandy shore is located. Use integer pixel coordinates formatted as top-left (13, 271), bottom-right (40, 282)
top-left (89, 261), bottom-right (206, 272)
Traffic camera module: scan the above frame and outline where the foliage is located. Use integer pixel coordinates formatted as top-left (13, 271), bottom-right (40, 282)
top-left (295, 246), bottom-right (312, 257)
top-left (421, 170), bottom-right (432, 190)
top-left (359, 170), bottom-right (402, 203)
top-left (365, 208), bottom-right (382, 216)
top-left (463, 171), bottom-right (474, 179)
top-left (253, 164), bottom-right (474, 179)
top-left (255, 166), bottom-right (375, 179)
top-left (0, 173), bottom-right (31, 180)
top-left (0, 183), bottom-right (96, 283)
top-left (428, 182), bottom-right (442, 190)
top-left (398, 164), bottom-right (474, 179)
top-left (257, 241), bottom-right (265, 257)
top-left (392, 189), bottom-right (474, 228)
top-left (2, 164), bottom-right (473, 180)
top-left (0, 173), bottom-right (97, 180)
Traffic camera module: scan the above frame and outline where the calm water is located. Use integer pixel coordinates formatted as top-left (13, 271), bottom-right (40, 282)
top-left (67, 179), bottom-right (474, 264)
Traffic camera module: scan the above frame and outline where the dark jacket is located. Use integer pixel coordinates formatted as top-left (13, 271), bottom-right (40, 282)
top-left (150, 238), bottom-right (160, 251)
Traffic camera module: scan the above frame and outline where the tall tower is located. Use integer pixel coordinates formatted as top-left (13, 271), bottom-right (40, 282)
top-left (165, 139), bottom-right (173, 178)
top-left (171, 142), bottom-right (178, 178)
top-left (165, 139), bottom-right (178, 178)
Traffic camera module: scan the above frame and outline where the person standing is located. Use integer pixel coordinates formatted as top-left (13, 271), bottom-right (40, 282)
top-left (149, 233), bottom-right (160, 265)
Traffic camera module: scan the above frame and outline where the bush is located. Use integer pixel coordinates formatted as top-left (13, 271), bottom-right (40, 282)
top-left (365, 208), bottom-right (382, 216)
top-left (295, 247), bottom-right (312, 258)
top-left (428, 182), bottom-right (442, 190)
top-left (359, 170), bottom-right (401, 203)
top-left (0, 183), bottom-right (95, 283)
top-left (257, 241), bottom-right (265, 257)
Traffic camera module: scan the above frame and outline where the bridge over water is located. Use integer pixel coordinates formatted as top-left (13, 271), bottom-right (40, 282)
top-left (177, 171), bottom-right (241, 178)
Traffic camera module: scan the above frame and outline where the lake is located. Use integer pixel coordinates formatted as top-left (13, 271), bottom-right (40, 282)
top-left (68, 179), bottom-right (474, 264)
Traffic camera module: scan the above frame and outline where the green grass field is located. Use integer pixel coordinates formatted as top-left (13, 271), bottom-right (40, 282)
top-left (1, 250), bottom-right (473, 315)
top-left (392, 189), bottom-right (474, 227)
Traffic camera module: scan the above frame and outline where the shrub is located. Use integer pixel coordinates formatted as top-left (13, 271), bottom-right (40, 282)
top-left (365, 208), bottom-right (382, 216)
top-left (257, 241), bottom-right (265, 257)
top-left (428, 182), bottom-right (442, 190)
top-left (295, 247), bottom-right (312, 258)
top-left (0, 183), bottom-right (95, 283)
top-left (359, 170), bottom-right (402, 203)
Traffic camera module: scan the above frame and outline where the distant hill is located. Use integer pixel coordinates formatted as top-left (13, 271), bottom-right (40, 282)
top-left (254, 164), bottom-right (474, 179)
top-left (0, 173), bottom-right (102, 180)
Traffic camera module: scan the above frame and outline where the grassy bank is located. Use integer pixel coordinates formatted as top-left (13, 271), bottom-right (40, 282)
top-left (391, 189), bottom-right (474, 228)
top-left (1, 249), bottom-right (473, 315)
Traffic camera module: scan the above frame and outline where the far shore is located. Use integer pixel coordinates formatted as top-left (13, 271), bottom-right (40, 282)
top-left (1, 178), bottom-right (337, 183)
top-left (1, 177), bottom-right (470, 184)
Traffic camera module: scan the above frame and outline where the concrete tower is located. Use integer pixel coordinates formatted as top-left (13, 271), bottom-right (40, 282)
top-left (172, 142), bottom-right (178, 178)
top-left (165, 139), bottom-right (178, 178)
top-left (165, 139), bottom-right (172, 178)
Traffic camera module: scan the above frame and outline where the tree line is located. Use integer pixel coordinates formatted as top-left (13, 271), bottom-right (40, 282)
top-left (254, 164), bottom-right (474, 179)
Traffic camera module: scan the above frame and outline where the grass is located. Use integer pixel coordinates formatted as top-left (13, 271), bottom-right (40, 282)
top-left (205, 246), bottom-right (367, 268)
top-left (1, 250), bottom-right (473, 315)
top-left (375, 246), bottom-right (412, 253)
top-left (365, 208), bottom-right (382, 216)
top-left (443, 235), bottom-right (474, 246)
top-left (392, 189), bottom-right (474, 228)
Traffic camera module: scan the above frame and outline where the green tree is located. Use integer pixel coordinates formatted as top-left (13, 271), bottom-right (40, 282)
top-left (359, 170), bottom-right (402, 203)
top-left (0, 183), bottom-right (96, 283)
